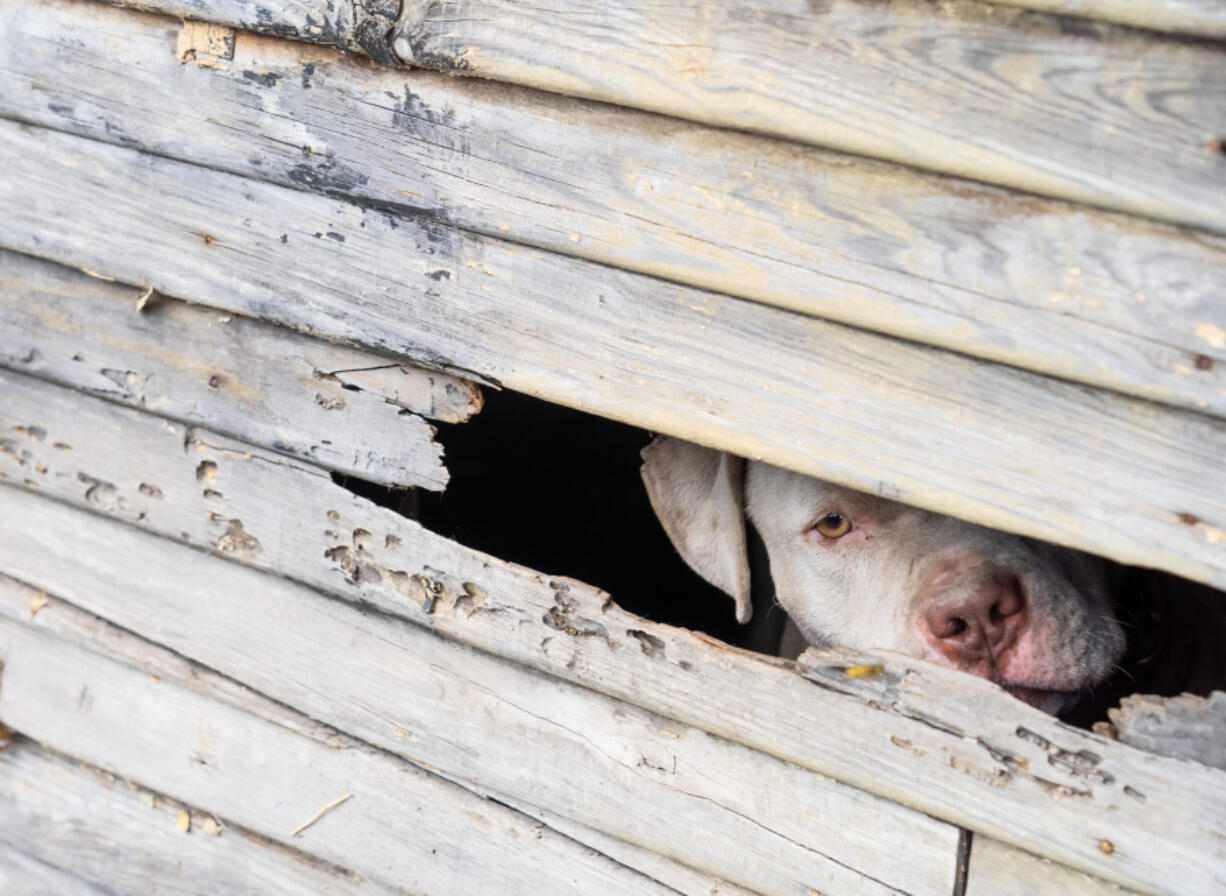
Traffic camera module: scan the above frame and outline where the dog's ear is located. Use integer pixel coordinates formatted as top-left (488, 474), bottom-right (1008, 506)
top-left (640, 437), bottom-right (752, 623)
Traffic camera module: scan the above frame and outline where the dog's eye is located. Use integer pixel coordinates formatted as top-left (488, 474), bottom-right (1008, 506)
top-left (814, 513), bottom-right (852, 538)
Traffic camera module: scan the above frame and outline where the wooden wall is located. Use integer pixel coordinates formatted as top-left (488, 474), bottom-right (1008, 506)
top-left (0, 0), bottom-right (1223, 893)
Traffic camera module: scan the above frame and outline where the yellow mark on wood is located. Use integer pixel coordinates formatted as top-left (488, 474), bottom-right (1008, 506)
top-left (1098, 839), bottom-right (1114, 855)
top-left (28, 590), bottom-right (48, 617)
top-left (1196, 322), bottom-right (1226, 350)
top-left (135, 287), bottom-right (156, 312)
top-left (845, 663), bottom-right (885, 678)
top-left (1204, 526), bottom-right (1225, 545)
top-left (291, 793), bottom-right (352, 837)
top-left (176, 21), bottom-right (236, 70)
top-left (0, 723), bottom-right (12, 754)
top-left (79, 267), bottom-right (115, 282)
top-left (175, 809), bottom-right (191, 833)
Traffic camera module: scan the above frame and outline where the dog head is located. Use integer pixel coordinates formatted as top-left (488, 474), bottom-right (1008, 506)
top-left (642, 437), bottom-right (1125, 716)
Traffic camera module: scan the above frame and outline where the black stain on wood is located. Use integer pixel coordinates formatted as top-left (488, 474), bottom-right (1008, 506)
top-left (242, 70), bottom-right (282, 88)
top-left (287, 156), bottom-right (369, 193)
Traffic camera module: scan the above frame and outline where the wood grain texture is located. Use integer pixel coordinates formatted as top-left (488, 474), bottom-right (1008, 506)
top-left (0, 404), bottom-right (1223, 893)
top-left (991, 1), bottom-right (1226, 37)
top-left (0, 842), bottom-right (112, 896)
top-left (387, 0), bottom-right (1226, 234)
top-left (0, 251), bottom-right (478, 489)
top-left (966, 837), bottom-right (1141, 896)
top-left (0, 613), bottom-right (680, 896)
top-left (0, 579), bottom-right (745, 896)
top-left (0, 740), bottom-right (404, 896)
top-left (1108, 692), bottom-right (1226, 770)
top-left (0, 488), bottom-right (962, 896)
top-left (4, 0), bottom-right (1224, 415)
top-left (1, 123), bottom-right (1224, 587)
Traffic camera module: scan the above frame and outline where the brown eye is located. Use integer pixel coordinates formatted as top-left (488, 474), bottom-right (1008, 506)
top-left (815, 513), bottom-right (852, 538)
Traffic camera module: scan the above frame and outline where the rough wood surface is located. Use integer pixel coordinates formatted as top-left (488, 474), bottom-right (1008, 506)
top-left (115, 0), bottom-right (401, 61)
top-left (490, 793), bottom-right (762, 896)
top-left (0, 841), bottom-right (112, 896)
top-left (0, 488), bottom-right (962, 896)
top-left (991, 1), bottom-right (1226, 36)
top-left (386, 0), bottom-right (1226, 235)
top-left (0, 397), bottom-right (1223, 893)
top-left (1108, 692), bottom-right (1226, 771)
top-left (966, 837), bottom-right (1140, 896)
top-left (0, 613), bottom-right (681, 896)
top-left (2, 124), bottom-right (1225, 587)
top-left (0, 251), bottom-right (478, 489)
top-left (0, 579), bottom-right (745, 896)
top-left (0, 739), bottom-right (404, 896)
top-left (4, 1), bottom-right (1223, 417)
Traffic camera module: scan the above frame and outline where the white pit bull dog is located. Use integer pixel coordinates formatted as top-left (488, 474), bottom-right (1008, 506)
top-left (642, 437), bottom-right (1126, 717)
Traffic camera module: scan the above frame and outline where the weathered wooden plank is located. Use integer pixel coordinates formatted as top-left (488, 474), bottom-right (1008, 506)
top-left (490, 793), bottom-right (763, 896)
top-left (992, 1), bottom-right (1226, 37)
top-left (0, 614), bottom-right (680, 896)
top-left (97, 0), bottom-right (1226, 233)
top-left (0, 739), bottom-right (403, 896)
top-left (2, 122), bottom-right (1225, 586)
top-left (0, 578), bottom-right (756, 896)
top-left (116, 0), bottom-right (401, 62)
top-left (966, 837), bottom-right (1141, 896)
top-left (4, 0), bottom-right (1224, 416)
top-left (0, 842), bottom-right (111, 896)
top-left (0, 252), bottom-right (477, 490)
top-left (0, 397), bottom-right (1222, 894)
top-left (386, 0), bottom-right (1226, 235)
top-left (0, 488), bottom-right (962, 896)
top-left (1108, 692), bottom-right (1226, 770)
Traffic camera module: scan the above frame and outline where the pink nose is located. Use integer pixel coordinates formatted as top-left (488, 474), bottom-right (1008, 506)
top-left (922, 576), bottom-right (1027, 667)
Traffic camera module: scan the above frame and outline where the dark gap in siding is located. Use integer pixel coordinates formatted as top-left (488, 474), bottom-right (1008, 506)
top-left (335, 387), bottom-right (1226, 725)
top-left (335, 386), bottom-right (772, 649)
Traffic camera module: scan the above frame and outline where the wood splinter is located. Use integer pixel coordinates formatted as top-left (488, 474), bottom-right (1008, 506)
top-left (290, 793), bottom-right (353, 837)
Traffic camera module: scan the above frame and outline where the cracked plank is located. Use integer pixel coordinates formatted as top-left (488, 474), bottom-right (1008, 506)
top-left (0, 601), bottom-right (684, 896)
top-left (2, 0), bottom-right (1224, 415)
top-left (1, 124), bottom-right (1225, 587)
top-left (0, 739), bottom-right (404, 896)
top-left (0, 250), bottom-right (477, 489)
top-left (0, 383), bottom-right (1222, 892)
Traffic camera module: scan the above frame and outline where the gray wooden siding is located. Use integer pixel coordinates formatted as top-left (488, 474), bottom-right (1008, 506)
top-left (3, 0), bottom-right (1224, 420)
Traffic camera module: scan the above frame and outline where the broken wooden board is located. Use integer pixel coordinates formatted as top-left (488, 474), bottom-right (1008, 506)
top-left (0, 740), bottom-right (403, 896)
top-left (386, 0), bottom-right (1226, 235)
top-left (966, 837), bottom-right (1140, 896)
top-left (0, 416), bottom-right (1223, 893)
top-left (0, 251), bottom-right (478, 489)
top-left (0, 490), bottom-right (963, 896)
top-left (4, 0), bottom-right (1223, 416)
top-left (1108, 692), bottom-right (1226, 771)
top-left (0, 613), bottom-right (684, 896)
top-left (2, 124), bottom-right (1225, 587)
top-left (991, 0), bottom-right (1226, 36)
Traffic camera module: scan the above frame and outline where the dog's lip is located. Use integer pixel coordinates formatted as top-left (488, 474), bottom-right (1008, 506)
top-left (1000, 681), bottom-right (1080, 715)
